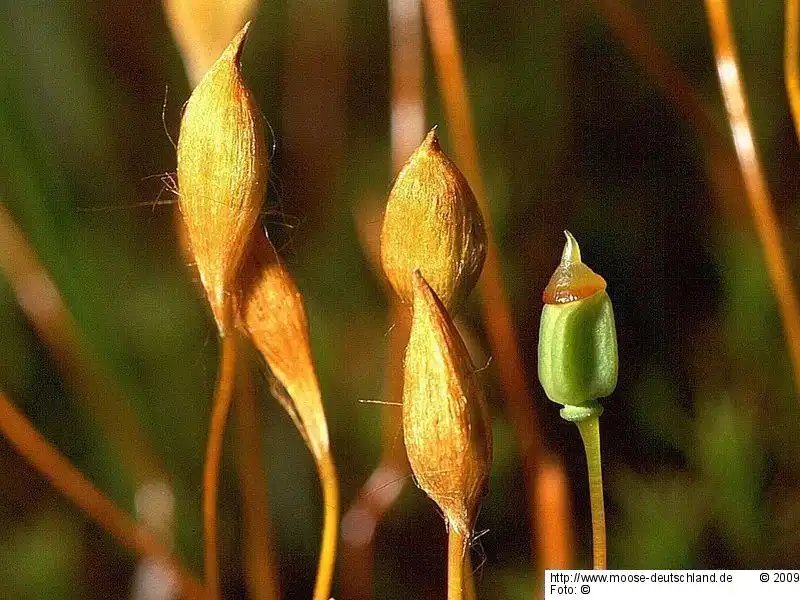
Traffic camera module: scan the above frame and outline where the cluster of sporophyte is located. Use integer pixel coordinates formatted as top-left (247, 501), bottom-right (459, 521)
top-left (175, 23), bottom-right (337, 600)
top-left (381, 127), bottom-right (491, 599)
top-left (174, 19), bottom-right (618, 599)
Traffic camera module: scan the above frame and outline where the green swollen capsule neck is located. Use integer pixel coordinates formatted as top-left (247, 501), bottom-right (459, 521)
top-left (560, 401), bottom-right (604, 422)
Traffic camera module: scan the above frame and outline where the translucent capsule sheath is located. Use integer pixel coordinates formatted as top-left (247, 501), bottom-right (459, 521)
top-left (538, 232), bottom-right (618, 407)
top-left (380, 127), bottom-right (486, 313)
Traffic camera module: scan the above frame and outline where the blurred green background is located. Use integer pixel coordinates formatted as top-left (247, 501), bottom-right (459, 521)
top-left (1, 0), bottom-right (799, 598)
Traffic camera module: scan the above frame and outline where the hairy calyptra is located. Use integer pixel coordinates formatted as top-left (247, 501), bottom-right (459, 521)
top-left (176, 22), bottom-right (267, 333)
top-left (381, 127), bottom-right (486, 313)
top-left (237, 228), bottom-right (330, 460)
top-left (403, 271), bottom-right (492, 535)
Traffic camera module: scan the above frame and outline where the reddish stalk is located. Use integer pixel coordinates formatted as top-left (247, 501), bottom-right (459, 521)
top-left (591, 0), bottom-right (720, 142)
top-left (422, 0), bottom-right (574, 572)
top-left (313, 451), bottom-right (341, 600)
top-left (704, 0), bottom-right (800, 395)
top-left (0, 390), bottom-right (206, 599)
top-left (234, 349), bottom-right (281, 600)
top-left (0, 202), bottom-right (182, 588)
top-left (202, 311), bottom-right (238, 600)
top-left (590, 0), bottom-right (752, 227)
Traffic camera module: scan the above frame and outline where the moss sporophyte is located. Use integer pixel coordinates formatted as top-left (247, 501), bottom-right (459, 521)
top-left (176, 24), bottom-right (338, 600)
top-left (538, 231), bottom-right (618, 569)
top-left (381, 129), bottom-right (490, 599)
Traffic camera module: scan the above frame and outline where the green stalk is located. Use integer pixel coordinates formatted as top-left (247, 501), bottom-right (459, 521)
top-left (574, 414), bottom-right (606, 569)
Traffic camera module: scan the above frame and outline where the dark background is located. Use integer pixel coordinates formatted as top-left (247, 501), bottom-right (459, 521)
top-left (1, 0), bottom-right (798, 598)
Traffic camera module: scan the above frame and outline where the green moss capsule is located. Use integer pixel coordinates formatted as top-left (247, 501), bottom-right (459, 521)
top-left (538, 232), bottom-right (618, 409)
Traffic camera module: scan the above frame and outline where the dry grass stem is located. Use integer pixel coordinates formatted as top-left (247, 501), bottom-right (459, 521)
top-left (705, 0), bottom-right (800, 395)
top-left (201, 319), bottom-right (237, 600)
top-left (162, 0), bottom-right (258, 87)
top-left (0, 390), bottom-right (206, 600)
top-left (234, 353), bottom-right (281, 600)
top-left (389, 0), bottom-right (426, 169)
top-left (534, 458), bottom-right (574, 573)
top-left (591, 0), bottom-right (754, 227)
top-left (422, 0), bottom-right (574, 570)
top-left (0, 202), bottom-right (165, 487)
top-left (786, 0), bottom-right (800, 140)
top-left (591, 0), bottom-right (721, 142)
top-left (447, 529), bottom-right (468, 600)
top-left (177, 22), bottom-right (267, 335)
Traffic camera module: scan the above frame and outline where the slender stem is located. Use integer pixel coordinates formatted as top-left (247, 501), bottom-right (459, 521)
top-left (464, 549), bottom-right (476, 600)
top-left (0, 390), bottom-right (206, 599)
top-left (234, 350), bottom-right (280, 600)
top-left (422, 0), bottom-right (574, 573)
top-left (447, 528), bottom-right (468, 600)
top-left (313, 451), bottom-right (340, 600)
top-left (575, 417), bottom-right (607, 570)
top-left (202, 309), bottom-right (238, 600)
top-left (705, 0), bottom-right (800, 396)
top-left (786, 0), bottom-right (800, 140)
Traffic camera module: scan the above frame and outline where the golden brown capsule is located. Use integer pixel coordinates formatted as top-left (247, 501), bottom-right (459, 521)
top-left (380, 128), bottom-right (486, 312)
top-left (402, 270), bottom-right (492, 535)
top-left (237, 228), bottom-right (330, 460)
top-left (176, 22), bottom-right (267, 333)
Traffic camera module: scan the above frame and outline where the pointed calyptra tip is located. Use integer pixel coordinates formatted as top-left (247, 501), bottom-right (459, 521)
top-left (423, 125), bottom-right (440, 148)
top-left (562, 230), bottom-right (581, 264)
top-left (228, 21), bottom-right (251, 61)
top-left (543, 232), bottom-right (606, 305)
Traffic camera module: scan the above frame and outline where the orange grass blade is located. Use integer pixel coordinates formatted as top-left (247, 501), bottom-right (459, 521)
top-left (787, 0), bottom-right (800, 141)
top-left (705, 0), bottom-right (800, 395)
top-left (0, 390), bottom-right (206, 599)
top-left (0, 202), bottom-right (166, 487)
top-left (591, 0), bottom-right (753, 228)
top-left (162, 0), bottom-right (258, 87)
top-left (422, 0), bottom-right (575, 571)
top-left (592, 0), bottom-right (721, 143)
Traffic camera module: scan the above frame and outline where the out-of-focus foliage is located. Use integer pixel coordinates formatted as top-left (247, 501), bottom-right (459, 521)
top-left (0, 0), bottom-right (798, 598)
